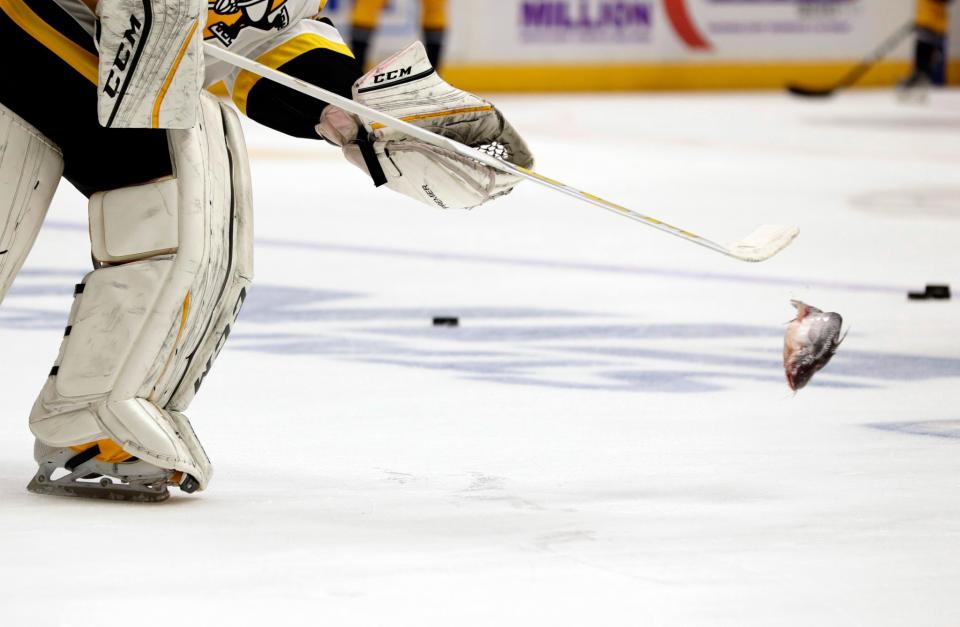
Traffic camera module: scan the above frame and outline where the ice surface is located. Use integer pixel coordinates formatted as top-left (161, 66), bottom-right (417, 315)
top-left (1, 90), bottom-right (959, 626)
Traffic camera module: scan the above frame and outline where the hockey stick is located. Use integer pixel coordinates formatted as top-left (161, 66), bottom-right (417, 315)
top-left (205, 43), bottom-right (798, 262)
top-left (786, 21), bottom-right (915, 97)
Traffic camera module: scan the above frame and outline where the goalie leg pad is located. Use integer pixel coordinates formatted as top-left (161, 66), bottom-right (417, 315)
top-left (0, 104), bottom-right (63, 306)
top-left (29, 93), bottom-right (253, 494)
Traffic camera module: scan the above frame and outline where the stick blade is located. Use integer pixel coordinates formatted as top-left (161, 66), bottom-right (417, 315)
top-left (727, 225), bottom-right (800, 262)
top-left (786, 83), bottom-right (835, 98)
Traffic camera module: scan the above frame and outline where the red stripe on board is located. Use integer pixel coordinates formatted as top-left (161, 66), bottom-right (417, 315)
top-left (664, 0), bottom-right (711, 50)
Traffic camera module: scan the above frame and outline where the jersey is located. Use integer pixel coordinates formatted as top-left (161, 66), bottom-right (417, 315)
top-left (915, 0), bottom-right (952, 35)
top-left (42, 0), bottom-right (358, 138)
top-left (202, 1), bottom-right (353, 110)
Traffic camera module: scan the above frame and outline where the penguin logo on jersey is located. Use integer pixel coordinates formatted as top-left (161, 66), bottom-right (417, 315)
top-left (206, 0), bottom-right (290, 47)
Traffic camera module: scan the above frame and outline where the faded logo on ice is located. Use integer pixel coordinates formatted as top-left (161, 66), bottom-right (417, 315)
top-left (520, 1), bottom-right (653, 42)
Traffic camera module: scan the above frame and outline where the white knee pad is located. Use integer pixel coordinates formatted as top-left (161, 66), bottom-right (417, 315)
top-left (0, 105), bottom-right (63, 306)
top-left (29, 93), bottom-right (253, 490)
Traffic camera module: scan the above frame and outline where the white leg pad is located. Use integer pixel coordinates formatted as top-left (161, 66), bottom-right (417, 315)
top-left (0, 104), bottom-right (63, 305)
top-left (29, 93), bottom-right (253, 490)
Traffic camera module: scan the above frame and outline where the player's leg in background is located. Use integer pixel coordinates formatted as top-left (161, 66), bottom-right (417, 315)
top-left (350, 0), bottom-right (388, 70)
top-left (421, 0), bottom-right (447, 68)
top-left (0, 1), bottom-right (253, 500)
top-left (903, 0), bottom-right (950, 89)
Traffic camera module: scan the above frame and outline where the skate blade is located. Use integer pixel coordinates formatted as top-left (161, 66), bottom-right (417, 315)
top-left (27, 474), bottom-right (170, 502)
top-left (27, 452), bottom-right (172, 503)
top-left (27, 473), bottom-right (170, 503)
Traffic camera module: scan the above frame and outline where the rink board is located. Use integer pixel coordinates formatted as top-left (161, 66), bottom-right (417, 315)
top-left (321, 0), bottom-right (960, 90)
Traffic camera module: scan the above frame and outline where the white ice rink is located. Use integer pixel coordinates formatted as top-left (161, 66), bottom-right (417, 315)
top-left (1, 90), bottom-right (959, 626)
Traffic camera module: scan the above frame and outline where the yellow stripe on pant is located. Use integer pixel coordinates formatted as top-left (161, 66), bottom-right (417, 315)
top-left (0, 0), bottom-right (97, 84)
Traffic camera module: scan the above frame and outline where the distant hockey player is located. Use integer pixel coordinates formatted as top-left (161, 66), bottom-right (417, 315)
top-left (0, 0), bottom-right (531, 501)
top-left (899, 0), bottom-right (954, 95)
top-left (350, 0), bottom-right (447, 69)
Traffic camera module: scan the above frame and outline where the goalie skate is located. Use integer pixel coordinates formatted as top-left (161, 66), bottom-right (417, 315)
top-left (27, 442), bottom-right (200, 503)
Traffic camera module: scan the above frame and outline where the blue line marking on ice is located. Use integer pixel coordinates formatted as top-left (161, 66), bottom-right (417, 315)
top-left (813, 350), bottom-right (960, 381)
top-left (571, 345), bottom-right (960, 382)
top-left (3, 264), bottom-right (958, 394)
top-left (868, 421), bottom-right (960, 441)
top-left (40, 220), bottom-right (907, 293)
top-left (362, 323), bottom-right (782, 342)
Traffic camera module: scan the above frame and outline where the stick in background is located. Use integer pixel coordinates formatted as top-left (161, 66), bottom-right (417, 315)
top-left (787, 21), bottom-right (916, 98)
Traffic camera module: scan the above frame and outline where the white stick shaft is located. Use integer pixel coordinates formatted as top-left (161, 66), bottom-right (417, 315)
top-left (204, 43), bottom-right (794, 262)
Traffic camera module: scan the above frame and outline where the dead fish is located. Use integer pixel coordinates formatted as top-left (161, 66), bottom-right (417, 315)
top-left (783, 300), bottom-right (846, 391)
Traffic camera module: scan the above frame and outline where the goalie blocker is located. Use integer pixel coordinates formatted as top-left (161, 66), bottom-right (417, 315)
top-left (96, 0), bottom-right (206, 129)
top-left (317, 42), bottom-right (534, 211)
top-left (27, 92), bottom-right (253, 502)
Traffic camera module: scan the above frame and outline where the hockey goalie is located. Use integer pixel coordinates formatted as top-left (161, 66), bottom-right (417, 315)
top-left (0, 0), bottom-right (533, 501)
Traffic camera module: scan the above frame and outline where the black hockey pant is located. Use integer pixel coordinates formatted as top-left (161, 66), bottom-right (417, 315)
top-left (0, 0), bottom-right (172, 198)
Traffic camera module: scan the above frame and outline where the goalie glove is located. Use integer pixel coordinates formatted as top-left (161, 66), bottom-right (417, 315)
top-left (317, 42), bottom-right (534, 210)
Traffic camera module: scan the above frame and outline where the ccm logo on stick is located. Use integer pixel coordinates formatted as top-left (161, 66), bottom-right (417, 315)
top-left (373, 66), bottom-right (413, 84)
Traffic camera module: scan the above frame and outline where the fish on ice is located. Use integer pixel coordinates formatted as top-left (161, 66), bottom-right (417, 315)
top-left (783, 300), bottom-right (846, 391)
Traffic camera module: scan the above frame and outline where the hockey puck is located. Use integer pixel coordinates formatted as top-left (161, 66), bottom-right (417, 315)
top-left (908, 284), bottom-right (951, 301)
top-left (433, 317), bottom-right (459, 327)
